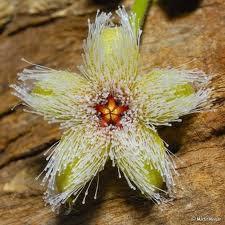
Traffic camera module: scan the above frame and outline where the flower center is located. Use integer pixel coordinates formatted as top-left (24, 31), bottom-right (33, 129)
top-left (95, 96), bottom-right (128, 128)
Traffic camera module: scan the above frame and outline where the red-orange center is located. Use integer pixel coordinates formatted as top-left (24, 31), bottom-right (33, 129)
top-left (95, 96), bottom-right (128, 128)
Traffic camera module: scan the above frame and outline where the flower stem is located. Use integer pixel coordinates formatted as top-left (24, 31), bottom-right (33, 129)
top-left (131, 0), bottom-right (152, 29)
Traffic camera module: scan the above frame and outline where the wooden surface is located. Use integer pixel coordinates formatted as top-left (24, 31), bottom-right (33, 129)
top-left (0, 0), bottom-right (225, 224)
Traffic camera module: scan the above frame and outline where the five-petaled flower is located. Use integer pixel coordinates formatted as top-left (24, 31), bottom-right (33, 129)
top-left (11, 7), bottom-right (212, 212)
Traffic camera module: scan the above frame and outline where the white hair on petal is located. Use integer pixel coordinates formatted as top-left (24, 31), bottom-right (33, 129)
top-left (112, 124), bottom-right (176, 203)
top-left (11, 65), bottom-right (82, 112)
top-left (79, 6), bottom-right (141, 85)
top-left (43, 126), bottom-right (110, 211)
top-left (10, 64), bottom-right (104, 130)
top-left (135, 68), bottom-right (213, 126)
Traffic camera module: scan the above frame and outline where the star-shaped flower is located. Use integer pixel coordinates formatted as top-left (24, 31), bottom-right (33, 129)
top-left (96, 95), bottom-right (129, 127)
top-left (11, 7), bottom-right (212, 212)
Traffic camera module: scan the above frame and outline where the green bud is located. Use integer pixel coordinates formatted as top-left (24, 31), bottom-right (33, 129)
top-left (131, 0), bottom-right (150, 30)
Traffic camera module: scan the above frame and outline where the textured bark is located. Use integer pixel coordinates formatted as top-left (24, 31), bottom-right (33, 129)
top-left (0, 0), bottom-right (225, 225)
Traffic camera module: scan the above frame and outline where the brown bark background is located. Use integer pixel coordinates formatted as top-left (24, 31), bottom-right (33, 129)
top-left (0, 0), bottom-right (225, 224)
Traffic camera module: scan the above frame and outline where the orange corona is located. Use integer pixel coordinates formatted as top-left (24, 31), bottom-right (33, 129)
top-left (96, 96), bottom-right (128, 128)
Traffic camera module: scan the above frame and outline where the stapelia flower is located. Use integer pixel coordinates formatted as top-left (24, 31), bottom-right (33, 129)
top-left (11, 7), bottom-right (212, 212)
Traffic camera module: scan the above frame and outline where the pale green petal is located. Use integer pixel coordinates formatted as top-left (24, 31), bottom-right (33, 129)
top-left (113, 123), bottom-right (175, 202)
top-left (56, 145), bottom-right (109, 193)
top-left (11, 65), bottom-right (88, 125)
top-left (43, 126), bottom-right (110, 211)
top-left (137, 68), bottom-right (211, 126)
top-left (80, 7), bottom-right (140, 83)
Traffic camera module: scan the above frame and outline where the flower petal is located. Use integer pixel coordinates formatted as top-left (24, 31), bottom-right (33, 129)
top-left (43, 126), bottom-right (110, 211)
top-left (113, 123), bottom-right (175, 202)
top-left (137, 68), bottom-right (212, 126)
top-left (79, 7), bottom-right (141, 83)
top-left (11, 64), bottom-right (88, 126)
